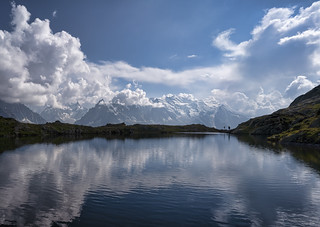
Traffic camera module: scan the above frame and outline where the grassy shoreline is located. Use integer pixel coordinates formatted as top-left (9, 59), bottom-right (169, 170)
top-left (0, 116), bottom-right (220, 138)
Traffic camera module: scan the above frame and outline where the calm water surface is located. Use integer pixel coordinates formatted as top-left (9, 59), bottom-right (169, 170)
top-left (0, 134), bottom-right (320, 226)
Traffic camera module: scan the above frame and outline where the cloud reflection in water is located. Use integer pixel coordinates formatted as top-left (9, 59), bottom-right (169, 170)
top-left (0, 135), bottom-right (319, 226)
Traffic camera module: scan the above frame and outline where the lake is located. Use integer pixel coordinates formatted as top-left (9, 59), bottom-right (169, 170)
top-left (0, 134), bottom-right (320, 226)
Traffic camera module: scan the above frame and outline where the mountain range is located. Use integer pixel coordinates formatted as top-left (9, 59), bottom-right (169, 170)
top-left (40, 102), bottom-right (88, 124)
top-left (1, 84), bottom-right (319, 144)
top-left (0, 94), bottom-right (248, 128)
top-left (0, 100), bottom-right (45, 124)
top-left (75, 94), bottom-right (248, 129)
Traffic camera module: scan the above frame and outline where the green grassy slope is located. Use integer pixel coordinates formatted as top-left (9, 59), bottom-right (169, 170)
top-left (0, 117), bottom-right (218, 138)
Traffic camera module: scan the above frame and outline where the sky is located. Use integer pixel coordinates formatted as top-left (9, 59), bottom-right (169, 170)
top-left (0, 0), bottom-right (319, 116)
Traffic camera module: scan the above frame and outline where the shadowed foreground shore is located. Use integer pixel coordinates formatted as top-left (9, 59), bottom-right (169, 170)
top-left (0, 116), bottom-right (220, 138)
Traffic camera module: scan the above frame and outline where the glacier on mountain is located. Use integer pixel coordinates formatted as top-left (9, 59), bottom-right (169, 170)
top-left (40, 102), bottom-right (88, 123)
top-left (76, 94), bottom-right (248, 129)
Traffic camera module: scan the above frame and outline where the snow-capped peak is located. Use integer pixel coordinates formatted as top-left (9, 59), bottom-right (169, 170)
top-left (96, 99), bottom-right (107, 106)
top-left (76, 93), bottom-right (249, 129)
top-left (40, 102), bottom-right (88, 124)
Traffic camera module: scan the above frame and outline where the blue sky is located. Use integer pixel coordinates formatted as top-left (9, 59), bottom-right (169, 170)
top-left (0, 0), bottom-right (319, 116)
top-left (0, 0), bottom-right (312, 69)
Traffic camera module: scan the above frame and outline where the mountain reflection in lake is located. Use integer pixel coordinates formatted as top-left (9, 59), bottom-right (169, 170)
top-left (0, 134), bottom-right (320, 226)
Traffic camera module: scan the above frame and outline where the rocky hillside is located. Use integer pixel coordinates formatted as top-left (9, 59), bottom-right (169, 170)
top-left (233, 85), bottom-right (320, 144)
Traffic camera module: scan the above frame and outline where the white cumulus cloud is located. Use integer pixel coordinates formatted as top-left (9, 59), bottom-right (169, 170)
top-left (0, 4), bottom-right (113, 108)
top-left (111, 88), bottom-right (162, 107)
top-left (213, 28), bottom-right (249, 59)
top-left (284, 75), bottom-right (316, 98)
top-left (210, 1), bottom-right (320, 116)
top-left (210, 88), bottom-right (291, 116)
